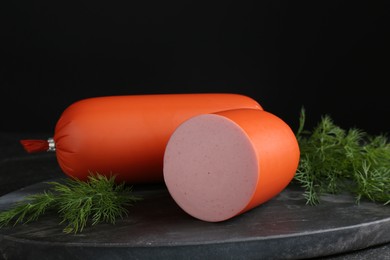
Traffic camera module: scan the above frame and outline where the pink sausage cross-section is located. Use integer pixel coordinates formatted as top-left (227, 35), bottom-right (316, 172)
top-left (163, 109), bottom-right (300, 222)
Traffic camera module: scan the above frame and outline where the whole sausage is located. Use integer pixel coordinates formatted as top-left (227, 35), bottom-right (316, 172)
top-left (21, 93), bottom-right (263, 183)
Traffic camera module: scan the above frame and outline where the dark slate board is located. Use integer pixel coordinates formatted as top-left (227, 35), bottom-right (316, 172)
top-left (0, 155), bottom-right (390, 260)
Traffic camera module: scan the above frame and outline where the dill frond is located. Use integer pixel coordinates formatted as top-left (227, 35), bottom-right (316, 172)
top-left (295, 107), bottom-right (390, 205)
top-left (0, 173), bottom-right (142, 233)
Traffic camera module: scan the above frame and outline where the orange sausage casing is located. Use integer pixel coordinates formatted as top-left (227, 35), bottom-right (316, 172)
top-left (44, 94), bottom-right (263, 183)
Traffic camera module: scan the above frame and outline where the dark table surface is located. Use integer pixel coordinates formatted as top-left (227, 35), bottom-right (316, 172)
top-left (0, 132), bottom-right (389, 260)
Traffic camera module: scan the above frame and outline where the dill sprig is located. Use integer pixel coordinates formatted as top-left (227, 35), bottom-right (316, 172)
top-left (295, 107), bottom-right (390, 205)
top-left (0, 173), bottom-right (142, 234)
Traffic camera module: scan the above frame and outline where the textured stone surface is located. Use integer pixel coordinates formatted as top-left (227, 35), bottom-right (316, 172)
top-left (0, 132), bottom-right (389, 259)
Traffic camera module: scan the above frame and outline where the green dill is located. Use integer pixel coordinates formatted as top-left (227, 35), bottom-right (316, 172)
top-left (0, 173), bottom-right (142, 234)
top-left (294, 107), bottom-right (390, 205)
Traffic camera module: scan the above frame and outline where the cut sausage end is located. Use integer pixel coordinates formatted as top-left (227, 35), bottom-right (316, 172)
top-left (163, 114), bottom-right (259, 222)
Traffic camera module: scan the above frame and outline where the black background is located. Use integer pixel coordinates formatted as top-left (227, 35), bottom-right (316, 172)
top-left (1, 1), bottom-right (389, 135)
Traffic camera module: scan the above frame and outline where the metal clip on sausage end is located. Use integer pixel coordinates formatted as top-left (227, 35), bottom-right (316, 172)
top-left (47, 137), bottom-right (56, 152)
